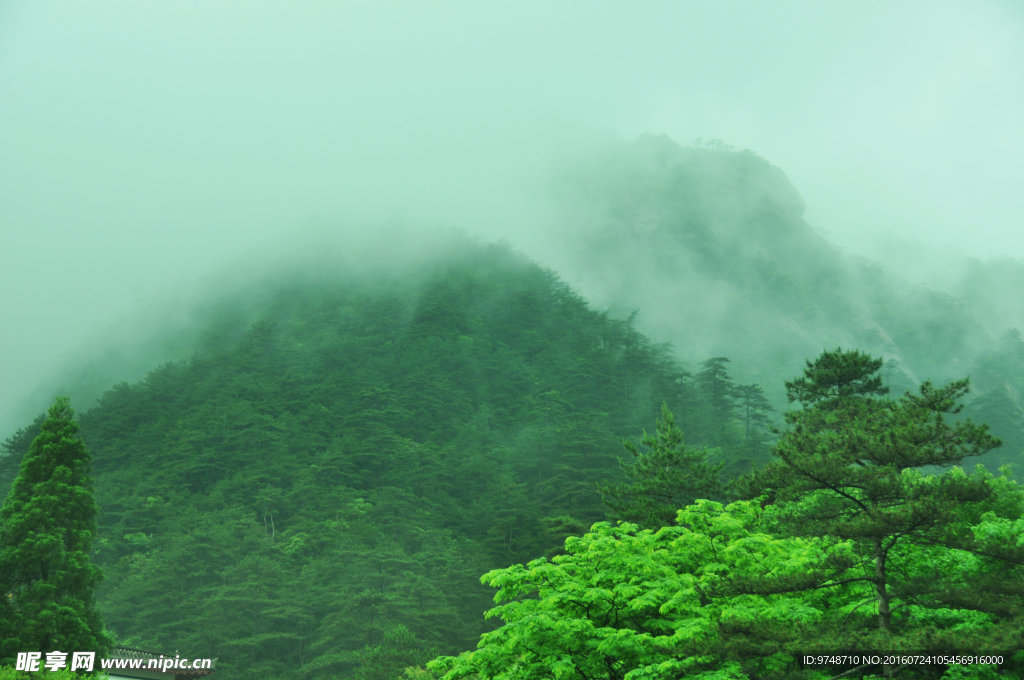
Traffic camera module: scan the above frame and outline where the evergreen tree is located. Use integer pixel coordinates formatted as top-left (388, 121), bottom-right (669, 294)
top-left (784, 347), bottom-right (887, 406)
top-left (734, 382), bottom-right (775, 474)
top-left (695, 356), bottom-right (739, 444)
top-left (736, 383), bottom-right (773, 443)
top-left (760, 350), bottom-right (1015, 674)
top-left (0, 397), bottom-right (109, 663)
top-left (599, 404), bottom-right (723, 528)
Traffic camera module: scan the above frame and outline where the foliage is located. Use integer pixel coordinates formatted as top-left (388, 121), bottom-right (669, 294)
top-left (429, 499), bottom-right (855, 680)
top-left (755, 349), bottom-right (1023, 676)
top-left (432, 349), bottom-right (1024, 680)
top-left (695, 357), bottom-right (740, 441)
top-left (784, 348), bottom-right (888, 406)
top-left (600, 404), bottom-right (724, 528)
top-left (430, 491), bottom-right (1024, 679)
top-left (0, 397), bottom-right (109, 665)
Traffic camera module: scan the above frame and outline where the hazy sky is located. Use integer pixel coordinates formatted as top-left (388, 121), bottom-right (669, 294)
top-left (2, 1), bottom-right (1023, 435)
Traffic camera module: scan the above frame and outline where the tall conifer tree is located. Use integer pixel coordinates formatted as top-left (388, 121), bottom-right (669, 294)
top-left (695, 356), bottom-right (739, 445)
top-left (0, 397), bottom-right (109, 662)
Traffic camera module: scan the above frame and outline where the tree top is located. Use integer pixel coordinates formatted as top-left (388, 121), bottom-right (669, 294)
top-left (785, 348), bottom-right (888, 406)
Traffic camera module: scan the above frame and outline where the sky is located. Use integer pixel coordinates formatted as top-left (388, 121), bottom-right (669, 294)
top-left (1, 0), bottom-right (1023, 436)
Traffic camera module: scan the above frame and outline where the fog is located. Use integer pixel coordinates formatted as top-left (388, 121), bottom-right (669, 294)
top-left (2, 1), bottom-right (1023, 437)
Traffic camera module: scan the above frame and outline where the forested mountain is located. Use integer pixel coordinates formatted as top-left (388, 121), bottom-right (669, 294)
top-left (1, 240), bottom-right (762, 679)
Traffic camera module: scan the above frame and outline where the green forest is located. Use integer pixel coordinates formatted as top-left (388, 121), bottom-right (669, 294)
top-left (3, 142), bottom-right (1024, 679)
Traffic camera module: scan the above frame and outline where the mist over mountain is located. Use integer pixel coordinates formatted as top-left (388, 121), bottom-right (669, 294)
top-left (533, 136), bottom-right (1024, 459)
top-left (3, 135), bottom-right (1024, 678)
top-left (11, 134), bottom-right (1024, 468)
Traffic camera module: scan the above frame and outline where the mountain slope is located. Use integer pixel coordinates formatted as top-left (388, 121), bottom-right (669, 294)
top-left (2, 239), bottom-right (732, 680)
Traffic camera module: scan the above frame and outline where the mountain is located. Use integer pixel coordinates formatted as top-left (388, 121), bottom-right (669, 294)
top-left (2, 238), bottom-right (744, 679)
top-left (541, 135), bottom-right (1024, 469)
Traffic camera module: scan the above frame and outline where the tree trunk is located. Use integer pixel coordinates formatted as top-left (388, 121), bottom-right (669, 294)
top-left (874, 539), bottom-right (894, 678)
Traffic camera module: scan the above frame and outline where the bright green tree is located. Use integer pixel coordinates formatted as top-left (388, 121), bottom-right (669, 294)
top-left (0, 397), bottom-right (109, 663)
top-left (599, 404), bottom-right (724, 529)
top-left (428, 499), bottom-right (859, 680)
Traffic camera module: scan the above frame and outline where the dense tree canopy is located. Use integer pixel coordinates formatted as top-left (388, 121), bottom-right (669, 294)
top-left (0, 397), bottom-right (109, 664)
top-left (430, 499), bottom-right (858, 680)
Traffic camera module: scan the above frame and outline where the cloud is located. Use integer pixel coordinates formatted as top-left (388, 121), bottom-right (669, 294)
top-left (0, 1), bottom-right (1022, 435)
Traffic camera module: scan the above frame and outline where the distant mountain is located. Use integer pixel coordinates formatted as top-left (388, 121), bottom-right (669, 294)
top-left (543, 134), bottom-right (1024, 469)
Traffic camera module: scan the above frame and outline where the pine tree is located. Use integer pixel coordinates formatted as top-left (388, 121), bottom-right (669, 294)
top-left (783, 346), bottom-right (887, 406)
top-left (694, 356), bottom-right (739, 445)
top-left (760, 349), bottom-right (1015, 674)
top-left (0, 397), bottom-right (109, 662)
top-left (734, 382), bottom-right (774, 474)
top-left (600, 404), bottom-right (723, 528)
